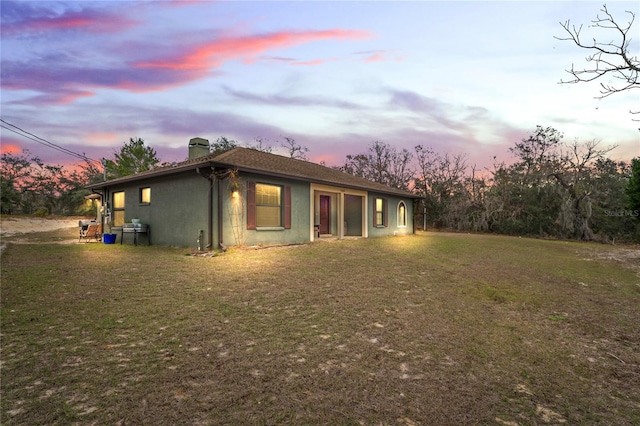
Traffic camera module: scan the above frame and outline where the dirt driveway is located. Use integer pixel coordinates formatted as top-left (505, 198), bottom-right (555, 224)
top-left (0, 216), bottom-right (81, 236)
top-left (0, 216), bottom-right (83, 254)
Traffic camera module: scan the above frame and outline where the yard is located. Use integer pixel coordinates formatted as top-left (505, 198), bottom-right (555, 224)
top-left (1, 225), bottom-right (639, 425)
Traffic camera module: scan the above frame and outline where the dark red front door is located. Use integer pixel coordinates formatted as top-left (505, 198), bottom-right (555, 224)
top-left (319, 195), bottom-right (330, 234)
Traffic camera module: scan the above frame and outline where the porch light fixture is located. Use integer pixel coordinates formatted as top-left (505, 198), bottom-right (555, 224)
top-left (231, 190), bottom-right (240, 199)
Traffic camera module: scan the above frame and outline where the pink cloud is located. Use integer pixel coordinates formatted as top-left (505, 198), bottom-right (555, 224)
top-left (291, 58), bottom-right (339, 66)
top-left (0, 142), bottom-right (22, 155)
top-left (2, 26), bottom-right (372, 105)
top-left (163, 0), bottom-right (205, 7)
top-left (310, 154), bottom-right (337, 166)
top-left (135, 29), bottom-right (372, 71)
top-left (85, 132), bottom-right (121, 147)
top-left (112, 73), bottom-right (208, 94)
top-left (257, 55), bottom-right (340, 67)
top-left (356, 50), bottom-right (404, 63)
top-left (56, 90), bottom-right (96, 104)
top-left (5, 85), bottom-right (96, 106)
top-left (363, 52), bottom-right (386, 63)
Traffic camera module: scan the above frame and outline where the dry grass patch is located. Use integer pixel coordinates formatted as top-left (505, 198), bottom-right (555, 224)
top-left (1, 231), bottom-right (639, 425)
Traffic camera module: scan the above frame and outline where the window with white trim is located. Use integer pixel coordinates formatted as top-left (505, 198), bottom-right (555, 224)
top-left (397, 201), bottom-right (407, 228)
top-left (373, 197), bottom-right (387, 227)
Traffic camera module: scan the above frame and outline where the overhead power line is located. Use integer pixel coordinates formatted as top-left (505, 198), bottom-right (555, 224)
top-left (0, 118), bottom-right (102, 166)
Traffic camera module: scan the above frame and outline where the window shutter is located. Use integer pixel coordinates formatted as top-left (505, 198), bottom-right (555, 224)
top-left (284, 186), bottom-right (291, 229)
top-left (246, 181), bottom-right (256, 230)
top-left (372, 198), bottom-right (378, 227)
top-left (383, 198), bottom-right (388, 227)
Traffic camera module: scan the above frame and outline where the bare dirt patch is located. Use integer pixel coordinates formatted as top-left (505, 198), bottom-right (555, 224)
top-left (0, 216), bottom-right (84, 252)
top-left (580, 244), bottom-right (640, 276)
top-left (0, 216), bottom-right (81, 236)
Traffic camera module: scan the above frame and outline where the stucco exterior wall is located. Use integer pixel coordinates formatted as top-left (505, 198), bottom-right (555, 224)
top-left (102, 168), bottom-right (414, 249)
top-left (367, 192), bottom-right (414, 238)
top-left (107, 171), bottom-right (211, 248)
top-left (220, 173), bottom-right (311, 247)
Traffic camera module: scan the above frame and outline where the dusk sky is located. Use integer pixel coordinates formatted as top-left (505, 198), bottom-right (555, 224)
top-left (1, 0), bottom-right (638, 172)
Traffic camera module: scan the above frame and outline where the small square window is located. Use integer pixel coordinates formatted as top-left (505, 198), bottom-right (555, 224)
top-left (140, 187), bottom-right (151, 204)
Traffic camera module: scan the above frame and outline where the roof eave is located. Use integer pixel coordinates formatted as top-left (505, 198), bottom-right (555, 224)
top-left (214, 162), bottom-right (416, 198)
top-left (86, 159), bottom-right (213, 190)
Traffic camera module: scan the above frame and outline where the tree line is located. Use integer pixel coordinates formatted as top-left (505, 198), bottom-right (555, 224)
top-left (340, 126), bottom-right (639, 243)
top-left (2, 129), bottom-right (638, 242)
top-left (0, 150), bottom-right (97, 217)
top-left (0, 138), bottom-right (157, 217)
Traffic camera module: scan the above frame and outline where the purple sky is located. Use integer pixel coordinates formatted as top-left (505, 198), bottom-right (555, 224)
top-left (1, 1), bottom-right (638, 172)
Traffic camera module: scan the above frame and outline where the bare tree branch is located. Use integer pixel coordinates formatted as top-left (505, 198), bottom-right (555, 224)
top-left (555, 4), bottom-right (639, 116)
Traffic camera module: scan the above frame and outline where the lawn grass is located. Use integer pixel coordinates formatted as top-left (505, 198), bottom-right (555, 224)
top-left (1, 229), bottom-right (639, 425)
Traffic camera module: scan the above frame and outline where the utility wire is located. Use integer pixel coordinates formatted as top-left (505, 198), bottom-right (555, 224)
top-left (0, 119), bottom-right (102, 166)
top-left (0, 119), bottom-right (100, 164)
top-left (0, 123), bottom-right (89, 160)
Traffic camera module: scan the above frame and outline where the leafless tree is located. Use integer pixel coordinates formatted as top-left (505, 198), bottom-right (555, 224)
top-left (280, 137), bottom-right (309, 160)
top-left (556, 4), bottom-right (639, 116)
top-left (414, 145), bottom-right (471, 229)
top-left (249, 137), bottom-right (273, 153)
top-left (342, 141), bottom-right (414, 191)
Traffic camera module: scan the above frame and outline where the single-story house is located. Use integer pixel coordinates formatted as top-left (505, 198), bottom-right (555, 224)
top-left (88, 138), bottom-right (419, 249)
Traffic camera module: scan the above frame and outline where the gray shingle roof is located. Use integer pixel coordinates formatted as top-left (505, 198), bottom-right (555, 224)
top-left (213, 148), bottom-right (415, 197)
top-left (89, 147), bottom-right (416, 198)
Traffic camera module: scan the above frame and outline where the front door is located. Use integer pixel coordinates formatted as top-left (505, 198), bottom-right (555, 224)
top-left (319, 195), bottom-right (331, 234)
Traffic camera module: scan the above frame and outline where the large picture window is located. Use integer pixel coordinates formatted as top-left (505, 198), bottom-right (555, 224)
top-left (247, 182), bottom-right (291, 230)
top-left (256, 183), bottom-right (282, 227)
top-left (112, 191), bottom-right (125, 227)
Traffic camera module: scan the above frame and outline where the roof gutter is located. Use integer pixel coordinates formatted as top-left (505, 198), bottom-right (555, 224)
top-left (87, 159), bottom-right (213, 190)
